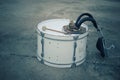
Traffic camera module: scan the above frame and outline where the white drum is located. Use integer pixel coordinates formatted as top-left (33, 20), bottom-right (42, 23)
top-left (36, 19), bottom-right (88, 68)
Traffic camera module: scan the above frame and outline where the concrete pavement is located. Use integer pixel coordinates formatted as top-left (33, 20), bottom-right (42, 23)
top-left (0, 0), bottom-right (120, 80)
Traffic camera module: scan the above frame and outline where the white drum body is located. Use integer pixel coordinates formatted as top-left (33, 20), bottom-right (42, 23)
top-left (37, 19), bottom-right (88, 68)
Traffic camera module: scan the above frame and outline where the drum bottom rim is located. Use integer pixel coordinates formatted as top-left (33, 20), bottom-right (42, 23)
top-left (37, 55), bottom-right (85, 68)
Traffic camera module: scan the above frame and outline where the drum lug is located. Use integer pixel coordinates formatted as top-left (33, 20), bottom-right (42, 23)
top-left (71, 63), bottom-right (76, 68)
top-left (40, 32), bottom-right (45, 64)
top-left (40, 59), bottom-right (44, 64)
top-left (71, 36), bottom-right (78, 68)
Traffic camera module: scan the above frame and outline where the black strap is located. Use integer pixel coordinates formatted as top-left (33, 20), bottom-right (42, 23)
top-left (75, 13), bottom-right (94, 27)
top-left (76, 17), bottom-right (99, 31)
top-left (96, 37), bottom-right (106, 57)
top-left (75, 13), bottom-right (106, 57)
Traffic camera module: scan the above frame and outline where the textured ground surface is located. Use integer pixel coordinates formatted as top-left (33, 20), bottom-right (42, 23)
top-left (0, 0), bottom-right (120, 80)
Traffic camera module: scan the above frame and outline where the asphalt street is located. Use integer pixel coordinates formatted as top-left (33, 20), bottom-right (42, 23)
top-left (0, 0), bottom-right (120, 80)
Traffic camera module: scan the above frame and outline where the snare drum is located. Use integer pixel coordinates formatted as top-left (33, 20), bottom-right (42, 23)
top-left (37, 19), bottom-right (88, 68)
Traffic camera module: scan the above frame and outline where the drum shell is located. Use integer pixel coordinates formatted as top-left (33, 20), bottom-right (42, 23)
top-left (37, 19), bottom-right (88, 68)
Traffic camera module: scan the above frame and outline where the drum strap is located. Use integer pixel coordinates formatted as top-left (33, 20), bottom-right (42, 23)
top-left (75, 13), bottom-right (109, 57)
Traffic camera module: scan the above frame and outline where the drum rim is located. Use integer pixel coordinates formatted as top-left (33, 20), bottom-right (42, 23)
top-left (36, 19), bottom-right (89, 37)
